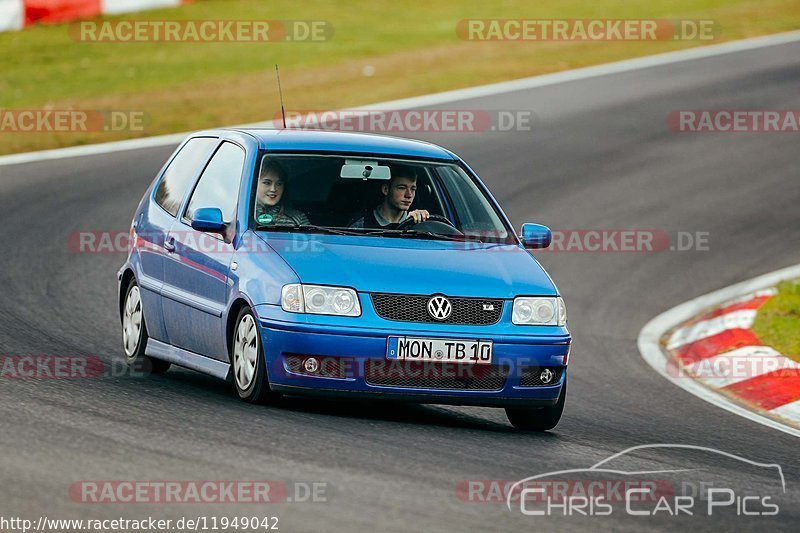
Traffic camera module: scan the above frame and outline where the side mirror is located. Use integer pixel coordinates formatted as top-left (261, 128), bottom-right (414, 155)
top-left (520, 223), bottom-right (552, 249)
top-left (191, 207), bottom-right (226, 232)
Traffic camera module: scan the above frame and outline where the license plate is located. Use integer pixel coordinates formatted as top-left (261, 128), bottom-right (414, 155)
top-left (387, 337), bottom-right (493, 365)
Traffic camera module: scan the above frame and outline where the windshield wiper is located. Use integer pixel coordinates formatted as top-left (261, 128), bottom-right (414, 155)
top-left (256, 224), bottom-right (363, 236)
top-left (363, 228), bottom-right (482, 243)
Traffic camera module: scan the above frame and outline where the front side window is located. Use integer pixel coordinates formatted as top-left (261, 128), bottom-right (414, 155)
top-left (184, 142), bottom-right (245, 224)
top-left (250, 153), bottom-right (513, 244)
top-left (154, 137), bottom-right (217, 217)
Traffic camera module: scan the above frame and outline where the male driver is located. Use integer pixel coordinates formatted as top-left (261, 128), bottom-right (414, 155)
top-left (350, 163), bottom-right (429, 229)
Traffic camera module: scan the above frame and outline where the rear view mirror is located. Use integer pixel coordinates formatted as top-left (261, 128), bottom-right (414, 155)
top-left (191, 207), bottom-right (226, 232)
top-left (520, 223), bottom-right (552, 249)
top-left (340, 159), bottom-right (391, 180)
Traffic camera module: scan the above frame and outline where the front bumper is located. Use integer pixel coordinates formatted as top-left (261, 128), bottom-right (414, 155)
top-left (255, 305), bottom-right (570, 407)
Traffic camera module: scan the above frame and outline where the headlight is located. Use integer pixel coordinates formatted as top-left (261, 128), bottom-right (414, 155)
top-left (512, 297), bottom-right (566, 326)
top-left (281, 284), bottom-right (361, 317)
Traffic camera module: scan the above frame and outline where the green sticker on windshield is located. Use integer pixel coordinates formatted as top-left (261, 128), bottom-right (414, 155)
top-left (257, 213), bottom-right (273, 225)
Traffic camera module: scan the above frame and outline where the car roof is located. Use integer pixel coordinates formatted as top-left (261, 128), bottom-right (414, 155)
top-left (218, 128), bottom-right (458, 160)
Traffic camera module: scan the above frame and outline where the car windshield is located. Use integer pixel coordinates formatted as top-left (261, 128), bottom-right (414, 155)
top-left (250, 153), bottom-right (514, 244)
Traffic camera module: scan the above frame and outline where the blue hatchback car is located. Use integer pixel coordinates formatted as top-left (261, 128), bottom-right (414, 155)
top-left (118, 129), bottom-right (571, 430)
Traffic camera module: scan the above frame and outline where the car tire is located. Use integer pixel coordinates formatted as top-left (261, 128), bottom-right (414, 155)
top-left (231, 306), bottom-right (276, 404)
top-left (122, 278), bottom-right (171, 374)
top-left (505, 378), bottom-right (566, 431)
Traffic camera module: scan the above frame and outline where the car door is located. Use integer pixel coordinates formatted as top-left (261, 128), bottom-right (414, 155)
top-left (161, 141), bottom-right (246, 360)
top-left (136, 136), bottom-right (218, 342)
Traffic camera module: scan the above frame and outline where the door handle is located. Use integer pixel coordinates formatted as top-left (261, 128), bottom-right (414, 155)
top-left (164, 237), bottom-right (176, 253)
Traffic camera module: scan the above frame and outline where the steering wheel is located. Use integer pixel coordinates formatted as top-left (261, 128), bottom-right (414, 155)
top-left (396, 213), bottom-right (460, 232)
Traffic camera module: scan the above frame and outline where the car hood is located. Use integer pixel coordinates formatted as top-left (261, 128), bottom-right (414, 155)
top-left (255, 233), bottom-right (557, 298)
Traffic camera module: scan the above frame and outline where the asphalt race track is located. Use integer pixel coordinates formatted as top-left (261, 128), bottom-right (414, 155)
top-left (1, 42), bottom-right (799, 531)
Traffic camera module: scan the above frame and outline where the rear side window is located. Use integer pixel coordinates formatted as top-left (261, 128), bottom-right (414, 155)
top-left (154, 137), bottom-right (217, 216)
top-left (184, 142), bottom-right (246, 224)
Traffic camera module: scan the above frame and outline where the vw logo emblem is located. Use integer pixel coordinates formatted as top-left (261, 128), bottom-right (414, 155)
top-left (427, 295), bottom-right (452, 321)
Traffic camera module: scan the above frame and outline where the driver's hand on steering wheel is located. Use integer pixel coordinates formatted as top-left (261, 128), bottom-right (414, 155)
top-left (407, 209), bottom-right (430, 224)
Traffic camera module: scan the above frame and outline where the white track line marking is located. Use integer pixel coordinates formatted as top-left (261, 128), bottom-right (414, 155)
top-left (722, 288), bottom-right (777, 307)
top-left (0, 0), bottom-right (23, 32)
top-left (771, 400), bottom-right (800, 424)
top-left (666, 309), bottom-right (757, 349)
top-left (638, 263), bottom-right (800, 438)
top-left (2, 30), bottom-right (800, 167)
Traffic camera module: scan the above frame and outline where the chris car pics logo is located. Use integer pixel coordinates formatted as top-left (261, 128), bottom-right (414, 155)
top-left (505, 444), bottom-right (784, 518)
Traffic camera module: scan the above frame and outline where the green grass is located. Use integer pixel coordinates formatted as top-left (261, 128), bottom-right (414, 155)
top-left (1, 0), bottom-right (800, 154)
top-left (753, 280), bottom-right (800, 361)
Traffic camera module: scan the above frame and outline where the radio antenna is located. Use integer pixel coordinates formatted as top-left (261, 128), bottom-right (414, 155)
top-left (275, 64), bottom-right (287, 129)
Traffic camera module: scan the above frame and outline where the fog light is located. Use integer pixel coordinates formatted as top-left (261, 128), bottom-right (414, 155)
top-left (304, 357), bottom-right (320, 373)
top-left (540, 368), bottom-right (555, 384)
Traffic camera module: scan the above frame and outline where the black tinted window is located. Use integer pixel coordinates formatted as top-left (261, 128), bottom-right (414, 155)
top-left (185, 142), bottom-right (245, 224)
top-left (154, 137), bottom-right (217, 216)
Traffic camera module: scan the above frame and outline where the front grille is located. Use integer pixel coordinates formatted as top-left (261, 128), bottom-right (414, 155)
top-left (364, 360), bottom-right (508, 390)
top-left (371, 293), bottom-right (503, 325)
top-left (519, 366), bottom-right (563, 387)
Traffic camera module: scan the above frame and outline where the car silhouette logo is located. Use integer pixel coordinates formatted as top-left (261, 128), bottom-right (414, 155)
top-left (427, 295), bottom-right (453, 320)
